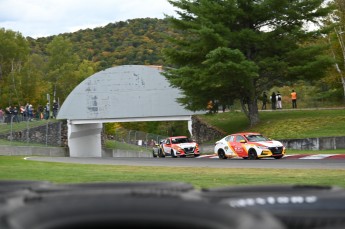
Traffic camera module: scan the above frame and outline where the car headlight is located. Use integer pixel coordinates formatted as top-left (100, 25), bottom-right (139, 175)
top-left (257, 145), bottom-right (269, 150)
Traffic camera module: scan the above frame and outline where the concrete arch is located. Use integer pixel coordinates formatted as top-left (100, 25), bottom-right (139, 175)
top-left (57, 65), bottom-right (204, 157)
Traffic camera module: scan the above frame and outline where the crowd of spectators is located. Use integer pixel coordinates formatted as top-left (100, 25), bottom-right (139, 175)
top-left (0, 101), bottom-right (59, 124)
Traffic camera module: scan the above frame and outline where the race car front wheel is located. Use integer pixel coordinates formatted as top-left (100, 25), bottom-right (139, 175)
top-left (171, 150), bottom-right (177, 158)
top-left (218, 149), bottom-right (227, 159)
top-left (248, 149), bottom-right (257, 160)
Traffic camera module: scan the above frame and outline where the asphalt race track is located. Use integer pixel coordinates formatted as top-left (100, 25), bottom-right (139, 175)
top-left (26, 154), bottom-right (345, 170)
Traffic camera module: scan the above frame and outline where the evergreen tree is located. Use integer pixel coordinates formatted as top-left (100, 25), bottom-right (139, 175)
top-left (163, 0), bottom-right (333, 126)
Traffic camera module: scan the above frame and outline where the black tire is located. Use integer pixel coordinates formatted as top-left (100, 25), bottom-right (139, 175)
top-left (152, 150), bottom-right (157, 158)
top-left (0, 181), bottom-right (285, 229)
top-left (248, 149), bottom-right (257, 160)
top-left (158, 148), bottom-right (165, 158)
top-left (218, 149), bottom-right (227, 159)
top-left (274, 155), bottom-right (283, 159)
top-left (194, 154), bottom-right (200, 157)
top-left (171, 150), bottom-right (177, 158)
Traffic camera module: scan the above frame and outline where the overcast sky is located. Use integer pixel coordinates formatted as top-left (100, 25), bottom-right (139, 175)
top-left (0, 0), bottom-right (178, 38)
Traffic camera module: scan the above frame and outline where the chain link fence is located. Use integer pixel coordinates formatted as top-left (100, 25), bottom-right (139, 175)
top-left (0, 116), bottom-right (62, 147)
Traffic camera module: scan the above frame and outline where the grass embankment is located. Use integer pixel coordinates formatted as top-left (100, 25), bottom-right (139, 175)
top-left (1, 156), bottom-right (345, 188)
top-left (0, 119), bottom-right (58, 135)
top-left (1, 109), bottom-right (345, 188)
top-left (199, 108), bottom-right (345, 154)
top-left (105, 140), bottom-right (151, 152)
top-left (199, 109), bottom-right (345, 140)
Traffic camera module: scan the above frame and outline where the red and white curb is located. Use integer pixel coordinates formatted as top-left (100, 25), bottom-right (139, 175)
top-left (283, 154), bottom-right (345, 159)
top-left (198, 154), bottom-right (345, 159)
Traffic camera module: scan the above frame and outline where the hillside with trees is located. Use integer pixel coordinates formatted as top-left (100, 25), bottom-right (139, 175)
top-left (0, 0), bottom-right (345, 136)
top-left (0, 18), bottom-right (178, 109)
top-left (29, 18), bottom-right (177, 72)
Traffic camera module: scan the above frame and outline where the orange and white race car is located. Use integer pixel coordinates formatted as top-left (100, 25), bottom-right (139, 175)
top-left (214, 132), bottom-right (286, 159)
top-left (160, 136), bottom-right (200, 158)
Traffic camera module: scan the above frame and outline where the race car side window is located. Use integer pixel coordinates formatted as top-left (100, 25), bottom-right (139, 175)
top-left (235, 135), bottom-right (246, 142)
top-left (225, 136), bottom-right (234, 142)
top-left (166, 139), bottom-right (171, 144)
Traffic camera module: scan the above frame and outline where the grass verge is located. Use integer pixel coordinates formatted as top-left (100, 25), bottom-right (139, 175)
top-left (1, 156), bottom-right (344, 189)
top-left (0, 119), bottom-right (58, 134)
top-left (200, 109), bottom-right (345, 140)
top-left (105, 140), bottom-right (151, 152)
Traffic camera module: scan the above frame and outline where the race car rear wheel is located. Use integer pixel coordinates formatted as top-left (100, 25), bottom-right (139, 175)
top-left (158, 148), bottom-right (165, 158)
top-left (248, 149), bottom-right (257, 160)
top-left (218, 150), bottom-right (227, 159)
top-left (152, 150), bottom-right (157, 158)
top-left (274, 155), bottom-right (283, 159)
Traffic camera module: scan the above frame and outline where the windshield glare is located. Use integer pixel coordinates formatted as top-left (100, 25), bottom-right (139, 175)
top-left (245, 135), bottom-right (269, 142)
top-left (172, 138), bottom-right (191, 144)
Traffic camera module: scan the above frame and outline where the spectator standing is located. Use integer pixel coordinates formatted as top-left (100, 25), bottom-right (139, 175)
top-left (38, 105), bottom-right (44, 119)
top-left (0, 108), bottom-right (3, 123)
top-left (12, 106), bottom-right (20, 123)
top-left (24, 103), bottom-right (30, 121)
top-left (45, 103), bottom-right (50, 120)
top-left (207, 100), bottom-right (213, 113)
top-left (4, 106), bottom-right (11, 124)
top-left (270, 92), bottom-right (276, 110)
top-left (20, 106), bottom-right (25, 121)
top-left (28, 104), bottom-right (33, 121)
top-left (262, 92), bottom-right (268, 110)
top-left (276, 91), bottom-right (282, 109)
top-left (52, 100), bottom-right (59, 118)
top-left (291, 90), bottom-right (297, 108)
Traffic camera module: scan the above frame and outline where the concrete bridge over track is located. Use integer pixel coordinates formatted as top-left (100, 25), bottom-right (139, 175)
top-left (57, 65), bottom-right (204, 157)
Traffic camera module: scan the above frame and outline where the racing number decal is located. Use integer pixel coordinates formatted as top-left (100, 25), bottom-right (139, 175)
top-left (231, 142), bottom-right (248, 157)
top-left (227, 142), bottom-right (239, 157)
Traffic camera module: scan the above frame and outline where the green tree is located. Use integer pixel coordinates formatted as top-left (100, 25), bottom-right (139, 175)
top-left (46, 36), bottom-right (81, 102)
top-left (0, 29), bottom-right (30, 107)
top-left (163, 0), bottom-right (333, 126)
top-left (18, 54), bottom-right (49, 106)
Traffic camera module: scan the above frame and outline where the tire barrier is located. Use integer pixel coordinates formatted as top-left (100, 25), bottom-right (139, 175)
top-left (1, 181), bottom-right (345, 229)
